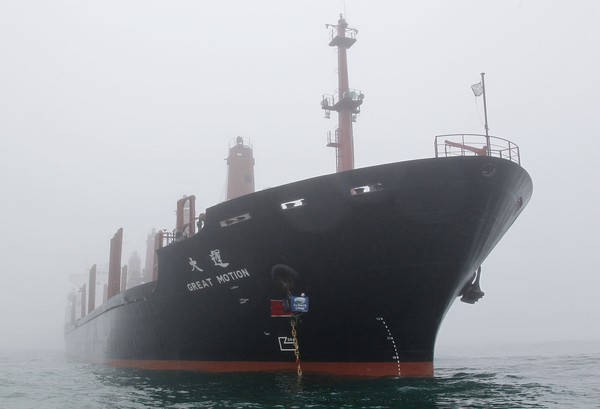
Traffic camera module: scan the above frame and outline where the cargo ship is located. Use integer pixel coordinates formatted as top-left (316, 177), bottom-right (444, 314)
top-left (64, 16), bottom-right (532, 377)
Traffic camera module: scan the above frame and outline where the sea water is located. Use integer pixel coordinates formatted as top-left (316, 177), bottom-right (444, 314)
top-left (1, 341), bottom-right (598, 408)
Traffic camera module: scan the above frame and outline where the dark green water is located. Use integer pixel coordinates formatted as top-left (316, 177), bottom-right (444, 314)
top-left (1, 342), bottom-right (599, 408)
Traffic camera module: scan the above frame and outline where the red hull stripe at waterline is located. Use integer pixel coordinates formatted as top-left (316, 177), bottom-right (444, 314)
top-left (106, 359), bottom-right (434, 377)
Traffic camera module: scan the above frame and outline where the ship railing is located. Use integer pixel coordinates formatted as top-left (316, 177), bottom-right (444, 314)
top-left (326, 128), bottom-right (342, 171)
top-left (228, 136), bottom-right (253, 150)
top-left (321, 89), bottom-right (364, 111)
top-left (156, 229), bottom-right (176, 248)
top-left (156, 228), bottom-right (194, 247)
top-left (326, 128), bottom-right (340, 147)
top-left (435, 134), bottom-right (521, 165)
top-left (328, 24), bottom-right (358, 48)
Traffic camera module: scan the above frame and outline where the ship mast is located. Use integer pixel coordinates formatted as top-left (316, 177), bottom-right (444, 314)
top-left (322, 15), bottom-right (364, 173)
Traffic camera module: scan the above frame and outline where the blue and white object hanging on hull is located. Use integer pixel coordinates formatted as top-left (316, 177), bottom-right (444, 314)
top-left (285, 295), bottom-right (309, 313)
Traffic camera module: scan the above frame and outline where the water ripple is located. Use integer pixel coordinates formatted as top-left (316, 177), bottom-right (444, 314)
top-left (1, 345), bottom-right (599, 409)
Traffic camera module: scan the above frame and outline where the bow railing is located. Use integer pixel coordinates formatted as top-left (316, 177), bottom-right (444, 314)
top-left (435, 134), bottom-right (521, 165)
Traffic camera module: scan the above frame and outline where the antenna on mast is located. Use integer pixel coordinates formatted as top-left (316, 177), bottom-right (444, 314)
top-left (321, 15), bottom-right (364, 173)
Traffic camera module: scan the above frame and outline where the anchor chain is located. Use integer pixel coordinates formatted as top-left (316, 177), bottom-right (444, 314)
top-left (290, 317), bottom-right (302, 377)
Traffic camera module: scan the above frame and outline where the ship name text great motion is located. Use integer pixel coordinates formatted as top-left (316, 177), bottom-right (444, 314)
top-left (186, 268), bottom-right (251, 292)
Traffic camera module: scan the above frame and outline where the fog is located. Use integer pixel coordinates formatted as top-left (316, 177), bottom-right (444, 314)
top-left (1, 1), bottom-right (599, 352)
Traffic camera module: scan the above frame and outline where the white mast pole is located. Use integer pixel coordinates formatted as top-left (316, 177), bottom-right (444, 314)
top-left (480, 72), bottom-right (490, 155)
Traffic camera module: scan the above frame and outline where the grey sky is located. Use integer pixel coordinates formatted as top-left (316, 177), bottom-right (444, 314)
top-left (1, 1), bottom-right (599, 351)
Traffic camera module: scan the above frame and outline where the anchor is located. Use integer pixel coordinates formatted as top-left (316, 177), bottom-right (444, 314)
top-left (460, 266), bottom-right (485, 304)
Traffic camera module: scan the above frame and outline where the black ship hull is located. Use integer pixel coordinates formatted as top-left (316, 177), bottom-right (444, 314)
top-left (65, 156), bottom-right (532, 376)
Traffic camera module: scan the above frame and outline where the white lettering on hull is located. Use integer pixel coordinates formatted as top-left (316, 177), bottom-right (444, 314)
top-left (216, 268), bottom-right (250, 284)
top-left (186, 278), bottom-right (213, 291)
top-left (186, 268), bottom-right (251, 292)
